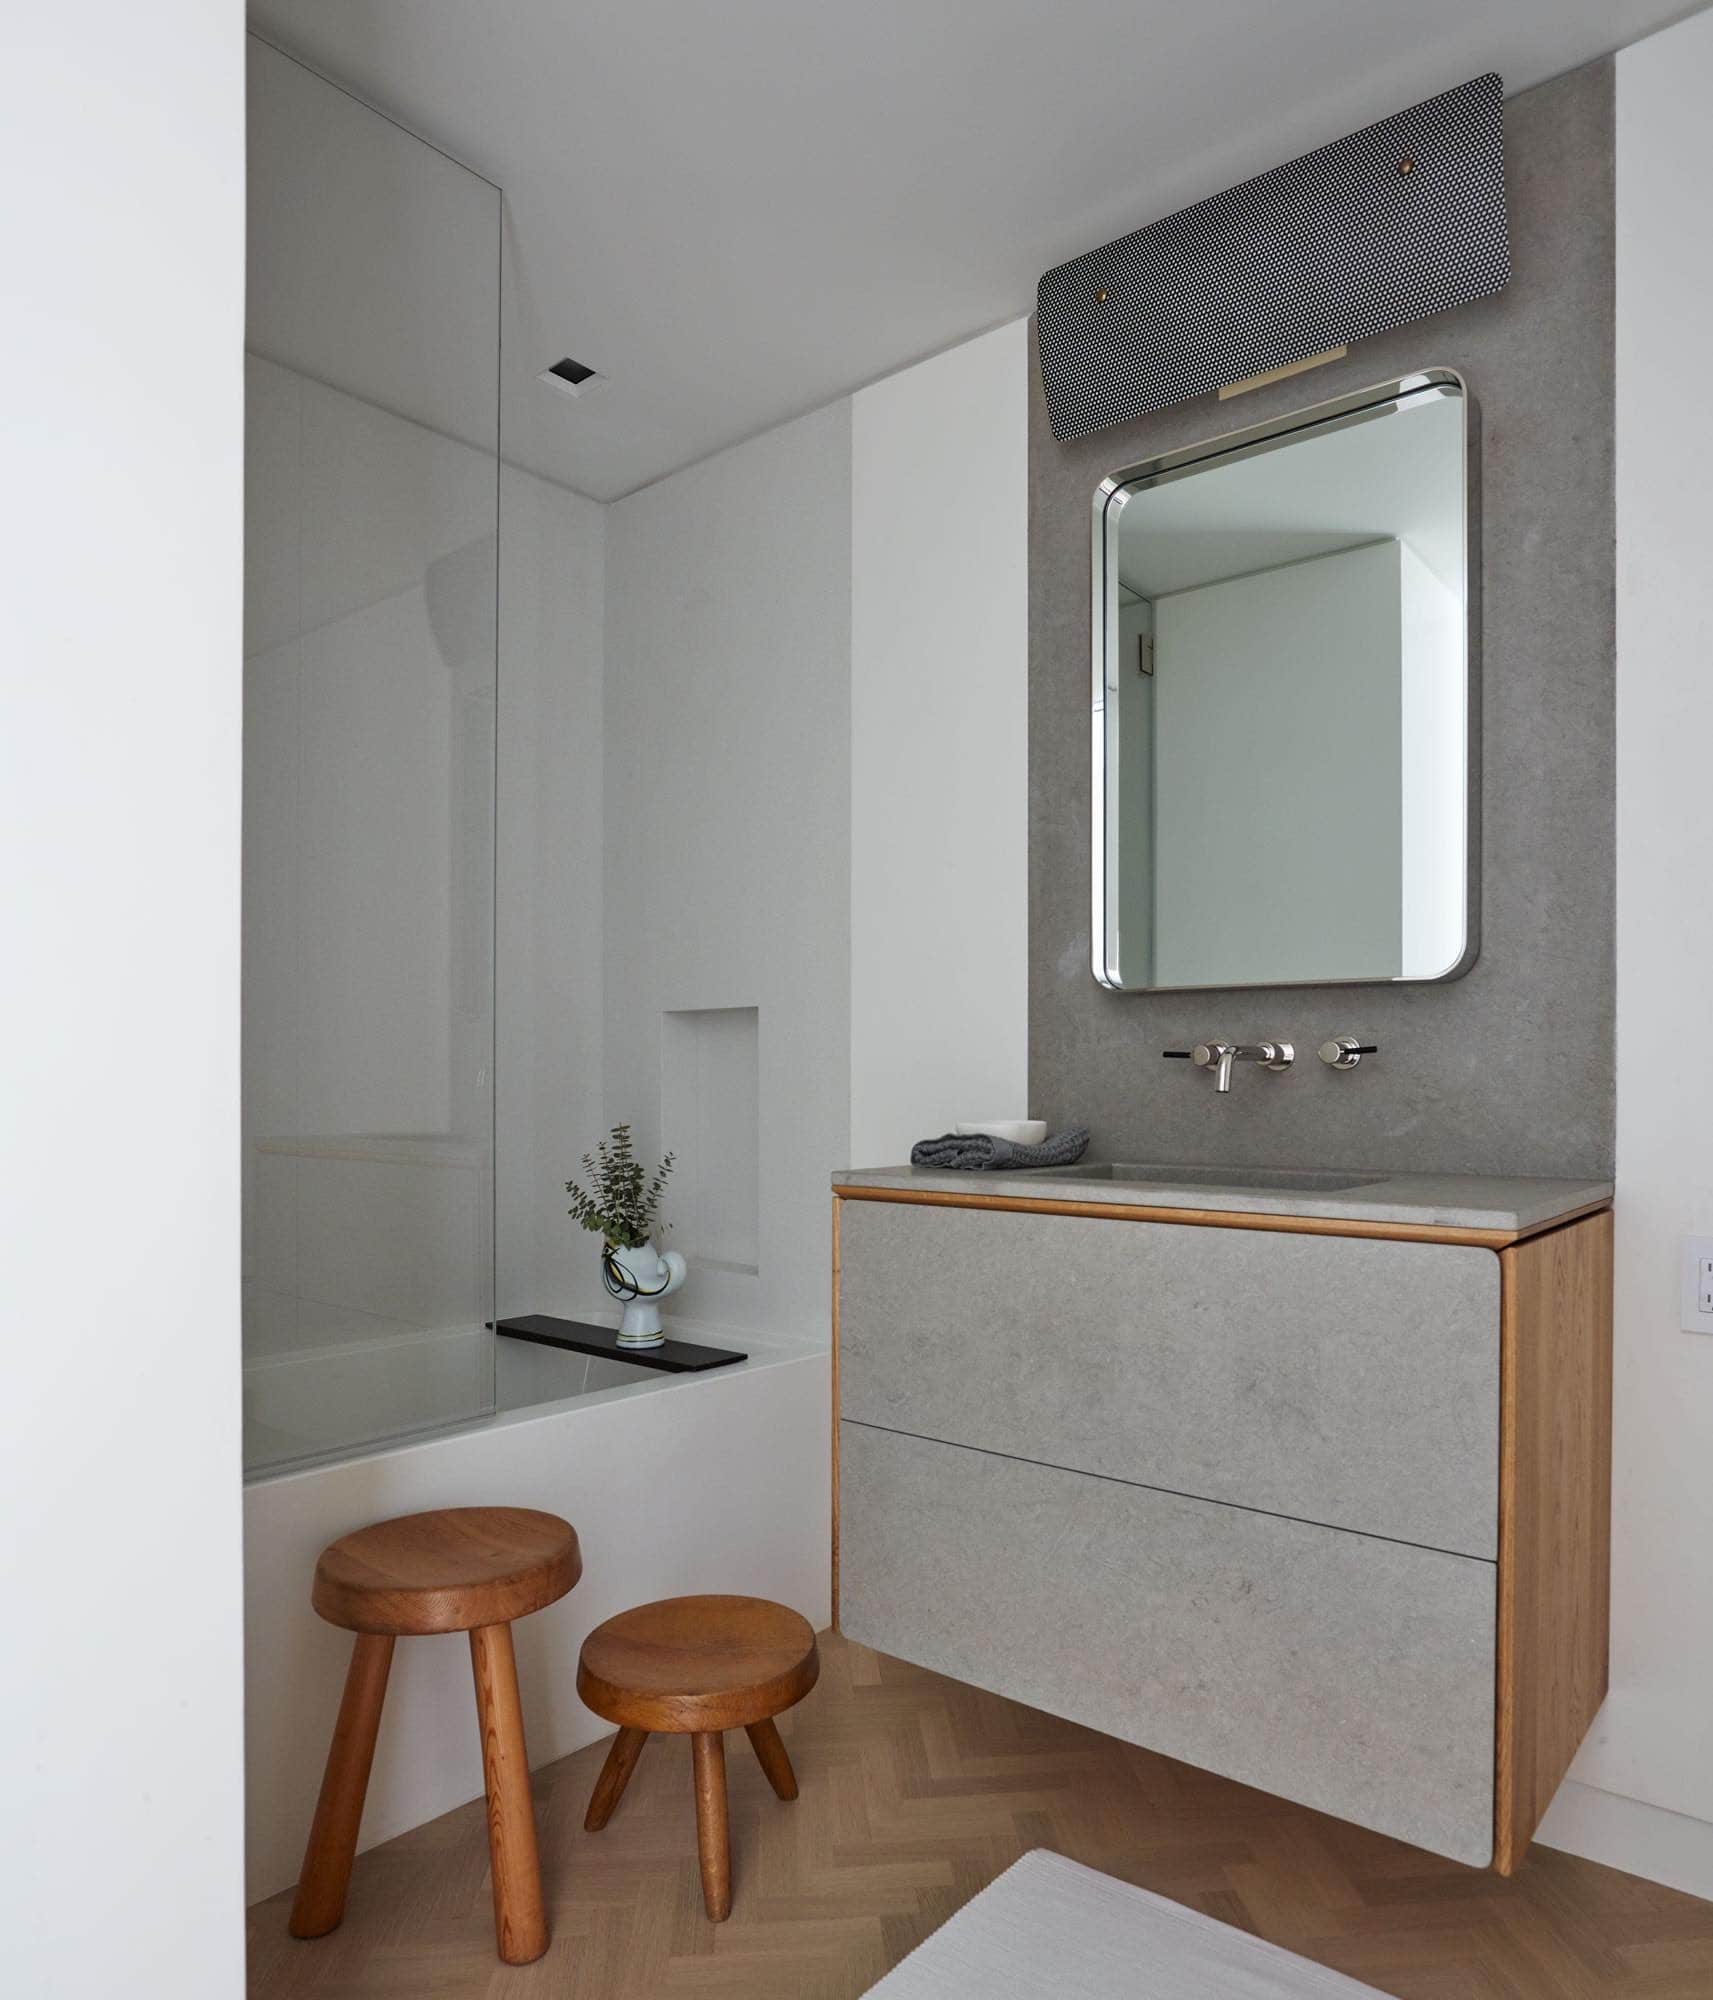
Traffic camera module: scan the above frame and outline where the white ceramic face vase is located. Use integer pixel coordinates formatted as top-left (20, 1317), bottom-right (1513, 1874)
top-left (602, 1239), bottom-right (688, 1346)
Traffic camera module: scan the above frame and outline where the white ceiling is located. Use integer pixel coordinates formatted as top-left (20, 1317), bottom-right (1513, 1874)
top-left (249, 0), bottom-right (1695, 501)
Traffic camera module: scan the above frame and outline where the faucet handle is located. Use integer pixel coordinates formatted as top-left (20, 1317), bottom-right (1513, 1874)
top-left (1319, 1037), bottom-right (1378, 1071)
top-left (1163, 1044), bottom-right (1235, 1084)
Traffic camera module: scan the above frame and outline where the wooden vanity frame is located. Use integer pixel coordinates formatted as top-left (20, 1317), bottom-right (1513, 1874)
top-left (830, 1185), bottom-right (1613, 1876)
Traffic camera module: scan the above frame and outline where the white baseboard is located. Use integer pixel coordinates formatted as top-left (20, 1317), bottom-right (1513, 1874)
top-left (1535, 1780), bottom-right (1713, 1903)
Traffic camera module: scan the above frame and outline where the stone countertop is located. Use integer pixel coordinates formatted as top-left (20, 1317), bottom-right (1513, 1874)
top-left (831, 1164), bottom-right (1613, 1234)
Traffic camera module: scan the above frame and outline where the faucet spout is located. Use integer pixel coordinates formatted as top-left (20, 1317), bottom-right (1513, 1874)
top-left (1193, 1041), bottom-right (1239, 1092)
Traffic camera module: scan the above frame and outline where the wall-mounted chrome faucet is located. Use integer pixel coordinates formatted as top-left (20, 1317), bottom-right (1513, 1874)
top-left (1163, 1040), bottom-right (1294, 1094)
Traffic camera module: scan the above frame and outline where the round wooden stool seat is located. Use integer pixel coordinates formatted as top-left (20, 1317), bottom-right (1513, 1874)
top-left (291, 1506), bottom-right (581, 1966)
top-left (576, 1595), bottom-right (820, 1923)
top-left (310, 1506), bottom-right (581, 1635)
top-left (577, 1594), bottom-right (819, 1731)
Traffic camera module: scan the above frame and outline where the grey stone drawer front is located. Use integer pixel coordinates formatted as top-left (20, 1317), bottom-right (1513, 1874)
top-left (838, 1198), bottom-right (1500, 1558)
top-left (840, 1420), bottom-right (1498, 1866)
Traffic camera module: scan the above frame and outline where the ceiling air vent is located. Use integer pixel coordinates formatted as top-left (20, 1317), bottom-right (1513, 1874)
top-left (540, 355), bottom-right (600, 398)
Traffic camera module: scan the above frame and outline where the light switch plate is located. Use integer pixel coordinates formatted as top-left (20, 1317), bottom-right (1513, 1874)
top-left (1681, 1236), bottom-right (1713, 1334)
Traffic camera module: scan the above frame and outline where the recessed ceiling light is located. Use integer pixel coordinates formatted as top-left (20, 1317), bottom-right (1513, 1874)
top-left (540, 356), bottom-right (602, 399)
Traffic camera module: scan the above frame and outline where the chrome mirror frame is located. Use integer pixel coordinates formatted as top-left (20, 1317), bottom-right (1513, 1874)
top-left (1090, 368), bottom-right (1480, 993)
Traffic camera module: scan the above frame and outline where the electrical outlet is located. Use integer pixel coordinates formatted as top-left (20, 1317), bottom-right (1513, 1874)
top-left (1680, 1237), bottom-right (1713, 1334)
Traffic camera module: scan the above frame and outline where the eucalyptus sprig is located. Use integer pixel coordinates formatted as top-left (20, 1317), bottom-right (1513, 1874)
top-left (565, 1122), bottom-right (675, 1250)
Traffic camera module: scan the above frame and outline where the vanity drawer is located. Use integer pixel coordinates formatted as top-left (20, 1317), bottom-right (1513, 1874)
top-left (838, 1198), bottom-right (1500, 1558)
top-left (839, 1420), bottom-right (1496, 1866)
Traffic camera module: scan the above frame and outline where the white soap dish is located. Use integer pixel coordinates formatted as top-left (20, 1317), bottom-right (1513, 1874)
top-left (954, 1119), bottom-right (1047, 1146)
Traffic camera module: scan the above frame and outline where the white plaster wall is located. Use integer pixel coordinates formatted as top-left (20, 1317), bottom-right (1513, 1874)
top-left (243, 1344), bottom-right (831, 1902)
top-left (495, 466), bottom-right (609, 1325)
top-left (603, 405), bottom-right (852, 1340)
top-left (1532, 5), bottom-right (1713, 1903)
top-left (850, 320), bottom-right (1030, 1164)
top-left (0, 3), bottom-right (246, 1991)
top-left (1151, 540), bottom-right (1405, 987)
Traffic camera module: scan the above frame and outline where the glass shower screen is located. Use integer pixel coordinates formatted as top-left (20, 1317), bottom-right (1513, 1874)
top-left (242, 38), bottom-right (500, 1473)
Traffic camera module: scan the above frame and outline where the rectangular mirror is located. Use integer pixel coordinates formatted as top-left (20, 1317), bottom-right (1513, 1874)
top-left (1092, 371), bottom-right (1476, 992)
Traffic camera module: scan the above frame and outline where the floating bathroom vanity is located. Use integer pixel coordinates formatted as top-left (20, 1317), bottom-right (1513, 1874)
top-left (831, 1165), bottom-right (1613, 1872)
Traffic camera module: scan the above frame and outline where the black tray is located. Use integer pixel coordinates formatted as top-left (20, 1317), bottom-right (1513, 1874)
top-left (495, 1314), bottom-right (747, 1375)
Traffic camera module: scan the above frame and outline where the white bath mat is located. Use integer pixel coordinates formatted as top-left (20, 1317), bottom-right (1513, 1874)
top-left (864, 1849), bottom-right (1394, 1999)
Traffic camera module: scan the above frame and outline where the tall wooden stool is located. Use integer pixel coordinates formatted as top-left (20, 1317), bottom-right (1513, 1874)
top-left (290, 1506), bottom-right (581, 1966)
top-left (576, 1594), bottom-right (819, 1921)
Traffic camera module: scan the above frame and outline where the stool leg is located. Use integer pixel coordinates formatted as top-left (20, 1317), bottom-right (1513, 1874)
top-left (744, 1717), bottom-right (798, 1800)
top-left (469, 1622), bottom-right (548, 1965)
top-left (290, 1632), bottom-right (395, 1938)
top-left (585, 1726), bottom-right (649, 1830)
top-left (691, 1731), bottom-right (731, 1921)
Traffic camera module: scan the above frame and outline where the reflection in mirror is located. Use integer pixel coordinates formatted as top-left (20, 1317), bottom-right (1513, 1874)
top-left (1094, 374), bottom-right (1474, 993)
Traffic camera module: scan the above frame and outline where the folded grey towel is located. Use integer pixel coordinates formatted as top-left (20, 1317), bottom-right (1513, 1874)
top-left (910, 1127), bottom-right (1091, 1172)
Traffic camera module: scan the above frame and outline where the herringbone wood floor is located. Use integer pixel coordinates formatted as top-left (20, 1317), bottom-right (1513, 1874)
top-left (249, 1632), bottom-right (1713, 1999)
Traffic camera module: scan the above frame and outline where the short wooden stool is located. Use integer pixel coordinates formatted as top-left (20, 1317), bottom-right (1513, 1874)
top-left (576, 1594), bottom-right (819, 1921)
top-left (290, 1506), bottom-right (581, 1966)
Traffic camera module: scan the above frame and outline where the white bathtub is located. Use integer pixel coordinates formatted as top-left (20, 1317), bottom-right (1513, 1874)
top-left (242, 1319), bottom-right (662, 1469)
top-left (242, 1318), bottom-right (831, 1904)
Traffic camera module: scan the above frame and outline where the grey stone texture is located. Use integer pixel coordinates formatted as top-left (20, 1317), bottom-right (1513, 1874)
top-left (838, 1196), bottom-right (1501, 1557)
top-left (835, 1164), bottom-right (1611, 1235)
top-left (1027, 61), bottom-right (1616, 1178)
top-left (839, 1420), bottom-right (1497, 1865)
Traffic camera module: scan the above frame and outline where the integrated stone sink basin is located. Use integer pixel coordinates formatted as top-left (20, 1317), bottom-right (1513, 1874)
top-left (1037, 1162), bottom-right (1384, 1194)
top-left (836, 1162), bottom-right (1616, 1235)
